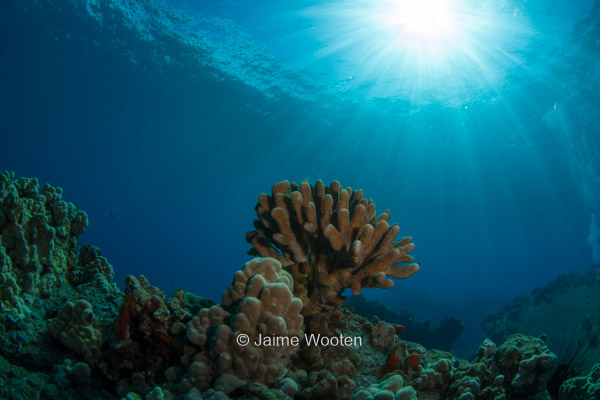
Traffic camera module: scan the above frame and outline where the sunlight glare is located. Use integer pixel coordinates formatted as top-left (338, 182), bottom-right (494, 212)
top-left (302, 0), bottom-right (531, 101)
top-left (378, 0), bottom-right (463, 57)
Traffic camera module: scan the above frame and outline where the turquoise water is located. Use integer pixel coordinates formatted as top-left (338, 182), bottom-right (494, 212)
top-left (1, 0), bottom-right (598, 353)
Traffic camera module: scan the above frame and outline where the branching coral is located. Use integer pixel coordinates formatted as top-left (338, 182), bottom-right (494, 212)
top-left (246, 180), bottom-right (419, 315)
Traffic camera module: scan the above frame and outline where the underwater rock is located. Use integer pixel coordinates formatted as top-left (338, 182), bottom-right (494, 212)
top-left (483, 266), bottom-right (600, 380)
top-left (346, 294), bottom-right (464, 352)
top-left (446, 334), bottom-right (557, 400)
top-left (247, 180), bottom-right (419, 316)
top-left (446, 339), bottom-right (498, 399)
top-left (236, 382), bottom-right (292, 400)
top-left (482, 267), bottom-right (600, 345)
top-left (370, 321), bottom-right (398, 349)
top-left (53, 359), bottom-right (92, 387)
top-left (492, 334), bottom-right (556, 399)
top-left (108, 275), bottom-right (192, 396)
top-left (559, 363), bottom-right (600, 399)
top-left (297, 369), bottom-right (338, 399)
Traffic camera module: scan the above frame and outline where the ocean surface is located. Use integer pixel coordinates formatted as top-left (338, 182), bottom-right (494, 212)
top-left (1, 0), bottom-right (599, 354)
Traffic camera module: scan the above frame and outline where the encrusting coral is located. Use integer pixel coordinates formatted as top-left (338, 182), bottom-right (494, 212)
top-left (107, 275), bottom-right (193, 396)
top-left (246, 180), bottom-right (419, 315)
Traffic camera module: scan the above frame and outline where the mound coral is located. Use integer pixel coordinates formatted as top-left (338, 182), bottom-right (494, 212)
top-left (0, 171), bottom-right (92, 317)
top-left (560, 363), bottom-right (600, 399)
top-left (246, 180), bottom-right (419, 315)
top-left (47, 299), bottom-right (102, 365)
top-left (181, 258), bottom-right (304, 393)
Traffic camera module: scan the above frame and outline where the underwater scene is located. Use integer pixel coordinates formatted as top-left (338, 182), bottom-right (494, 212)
top-left (1, 0), bottom-right (600, 399)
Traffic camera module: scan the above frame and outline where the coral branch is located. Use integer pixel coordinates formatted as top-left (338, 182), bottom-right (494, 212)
top-left (247, 180), bottom-right (419, 315)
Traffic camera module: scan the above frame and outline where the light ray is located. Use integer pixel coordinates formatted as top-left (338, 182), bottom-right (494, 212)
top-left (302, 0), bottom-right (533, 103)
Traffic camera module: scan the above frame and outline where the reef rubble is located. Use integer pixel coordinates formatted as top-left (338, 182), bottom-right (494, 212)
top-left (0, 173), bottom-right (594, 400)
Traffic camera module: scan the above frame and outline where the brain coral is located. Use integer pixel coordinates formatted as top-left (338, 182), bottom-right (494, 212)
top-left (246, 180), bottom-right (419, 315)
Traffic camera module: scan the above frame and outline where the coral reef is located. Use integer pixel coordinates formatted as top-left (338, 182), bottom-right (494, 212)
top-left (106, 275), bottom-right (193, 396)
top-left (483, 267), bottom-right (600, 346)
top-left (68, 244), bottom-right (115, 293)
top-left (0, 172), bottom-right (119, 398)
top-left (0, 173), bottom-right (581, 400)
top-left (0, 171), bottom-right (92, 317)
top-left (178, 258), bottom-right (304, 394)
top-left (346, 295), bottom-right (464, 352)
top-left (246, 179), bottom-right (419, 316)
top-left (559, 363), bottom-right (600, 399)
top-left (47, 299), bottom-right (102, 365)
top-left (492, 334), bottom-right (556, 399)
top-left (483, 266), bottom-right (600, 383)
top-left (0, 173), bottom-right (199, 398)
top-left (274, 310), bottom-right (555, 400)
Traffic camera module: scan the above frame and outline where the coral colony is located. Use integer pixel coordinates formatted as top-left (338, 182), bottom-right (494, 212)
top-left (1, 172), bottom-right (599, 399)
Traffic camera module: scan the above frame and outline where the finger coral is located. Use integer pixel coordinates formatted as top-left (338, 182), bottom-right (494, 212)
top-left (246, 180), bottom-right (419, 315)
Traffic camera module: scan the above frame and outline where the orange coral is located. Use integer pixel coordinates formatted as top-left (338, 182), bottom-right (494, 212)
top-left (247, 180), bottom-right (419, 315)
top-left (386, 354), bottom-right (401, 367)
top-left (115, 295), bottom-right (135, 340)
top-left (406, 353), bottom-right (421, 368)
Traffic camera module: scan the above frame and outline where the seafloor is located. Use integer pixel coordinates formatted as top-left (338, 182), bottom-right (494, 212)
top-left (0, 171), bottom-right (599, 400)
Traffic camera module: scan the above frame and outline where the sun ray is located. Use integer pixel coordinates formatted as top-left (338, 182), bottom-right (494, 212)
top-left (302, 0), bottom-right (533, 103)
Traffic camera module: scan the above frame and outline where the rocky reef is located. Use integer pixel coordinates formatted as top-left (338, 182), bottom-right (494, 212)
top-left (559, 363), bottom-right (600, 399)
top-left (345, 295), bottom-right (464, 352)
top-left (482, 267), bottom-right (600, 351)
top-left (483, 266), bottom-right (600, 399)
top-left (0, 173), bottom-right (594, 400)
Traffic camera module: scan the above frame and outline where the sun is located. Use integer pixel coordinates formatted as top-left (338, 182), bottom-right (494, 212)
top-left (375, 0), bottom-right (465, 58)
top-left (301, 0), bottom-right (531, 100)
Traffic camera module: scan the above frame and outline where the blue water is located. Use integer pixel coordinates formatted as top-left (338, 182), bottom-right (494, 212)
top-left (1, 0), bottom-right (599, 354)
